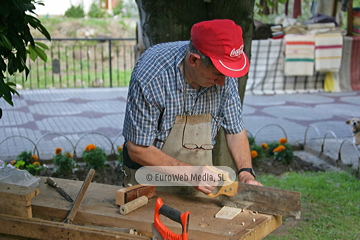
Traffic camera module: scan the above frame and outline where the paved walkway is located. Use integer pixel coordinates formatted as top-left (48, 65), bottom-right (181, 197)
top-left (1, 88), bottom-right (359, 172)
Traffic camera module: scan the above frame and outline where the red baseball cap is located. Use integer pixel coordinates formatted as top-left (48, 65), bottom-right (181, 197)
top-left (190, 19), bottom-right (250, 78)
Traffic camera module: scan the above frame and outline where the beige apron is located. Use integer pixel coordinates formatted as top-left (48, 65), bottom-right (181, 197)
top-left (125, 66), bottom-right (214, 196)
top-left (124, 111), bottom-right (214, 196)
top-left (159, 113), bottom-right (213, 196)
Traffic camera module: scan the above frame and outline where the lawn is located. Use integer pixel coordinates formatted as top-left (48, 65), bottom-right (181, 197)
top-left (259, 171), bottom-right (360, 239)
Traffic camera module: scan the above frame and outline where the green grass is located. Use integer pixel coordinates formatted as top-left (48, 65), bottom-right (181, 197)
top-left (258, 171), bottom-right (360, 239)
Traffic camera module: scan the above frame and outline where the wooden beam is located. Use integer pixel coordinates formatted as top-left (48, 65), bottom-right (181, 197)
top-left (0, 182), bottom-right (40, 218)
top-left (0, 182), bottom-right (40, 202)
top-left (0, 214), bottom-right (150, 240)
top-left (0, 200), bottom-right (32, 218)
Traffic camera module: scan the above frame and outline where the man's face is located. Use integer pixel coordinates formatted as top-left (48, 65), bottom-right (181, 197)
top-left (192, 58), bottom-right (226, 88)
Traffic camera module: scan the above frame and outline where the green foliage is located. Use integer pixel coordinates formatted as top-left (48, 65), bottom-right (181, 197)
top-left (0, 0), bottom-right (50, 119)
top-left (259, 172), bottom-right (360, 239)
top-left (82, 144), bottom-right (107, 170)
top-left (12, 150), bottom-right (45, 175)
top-left (112, 1), bottom-right (124, 16)
top-left (88, 1), bottom-right (109, 18)
top-left (25, 163), bottom-right (44, 176)
top-left (266, 141), bottom-right (294, 164)
top-left (15, 150), bottom-right (34, 165)
top-left (64, 4), bottom-right (85, 18)
top-left (53, 149), bottom-right (76, 176)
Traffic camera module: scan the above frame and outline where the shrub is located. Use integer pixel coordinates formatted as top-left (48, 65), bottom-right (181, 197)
top-left (266, 139), bottom-right (294, 164)
top-left (82, 144), bottom-right (107, 170)
top-left (11, 151), bottom-right (46, 175)
top-left (88, 1), bottom-right (109, 18)
top-left (112, 1), bottom-right (124, 16)
top-left (248, 137), bottom-right (294, 164)
top-left (53, 148), bottom-right (76, 176)
top-left (65, 4), bottom-right (85, 18)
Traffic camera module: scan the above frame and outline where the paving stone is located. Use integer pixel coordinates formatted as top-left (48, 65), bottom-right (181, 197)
top-left (0, 88), bottom-right (359, 175)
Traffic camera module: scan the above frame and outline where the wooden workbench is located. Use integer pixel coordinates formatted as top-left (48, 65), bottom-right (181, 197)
top-left (6, 177), bottom-right (282, 239)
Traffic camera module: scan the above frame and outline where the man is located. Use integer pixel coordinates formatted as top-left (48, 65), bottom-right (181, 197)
top-left (122, 19), bottom-right (262, 195)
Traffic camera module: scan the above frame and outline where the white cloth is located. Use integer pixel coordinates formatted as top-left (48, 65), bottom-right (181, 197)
top-left (284, 34), bottom-right (315, 76)
top-left (314, 32), bottom-right (343, 72)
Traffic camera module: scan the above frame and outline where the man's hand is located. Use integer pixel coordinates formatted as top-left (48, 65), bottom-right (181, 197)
top-left (239, 171), bottom-right (263, 186)
top-left (192, 165), bottom-right (228, 195)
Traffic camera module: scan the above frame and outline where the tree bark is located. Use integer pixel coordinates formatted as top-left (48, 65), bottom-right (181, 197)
top-left (135, 0), bottom-right (255, 168)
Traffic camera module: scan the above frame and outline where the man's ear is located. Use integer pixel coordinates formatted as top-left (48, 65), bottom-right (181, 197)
top-left (188, 53), bottom-right (201, 66)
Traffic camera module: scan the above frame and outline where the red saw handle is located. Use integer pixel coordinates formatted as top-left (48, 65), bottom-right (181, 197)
top-left (154, 198), bottom-right (190, 240)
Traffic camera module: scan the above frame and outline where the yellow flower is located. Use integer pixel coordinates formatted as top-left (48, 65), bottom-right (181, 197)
top-left (117, 146), bottom-right (123, 151)
top-left (251, 150), bottom-right (258, 159)
top-left (33, 161), bottom-right (41, 166)
top-left (55, 148), bottom-right (62, 155)
top-left (10, 160), bottom-right (16, 165)
top-left (32, 155), bottom-right (38, 162)
top-left (85, 143), bottom-right (97, 152)
top-left (279, 138), bottom-right (287, 144)
top-left (65, 152), bottom-right (73, 158)
top-left (261, 143), bottom-right (268, 150)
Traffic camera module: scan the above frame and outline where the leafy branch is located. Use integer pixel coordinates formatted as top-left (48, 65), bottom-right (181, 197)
top-left (0, 0), bottom-right (51, 118)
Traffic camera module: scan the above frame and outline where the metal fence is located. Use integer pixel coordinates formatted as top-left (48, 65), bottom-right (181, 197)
top-left (7, 37), bottom-right (326, 93)
top-left (7, 38), bottom-right (137, 89)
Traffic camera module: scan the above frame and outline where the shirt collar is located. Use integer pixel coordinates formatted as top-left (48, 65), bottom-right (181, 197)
top-left (175, 43), bottom-right (187, 92)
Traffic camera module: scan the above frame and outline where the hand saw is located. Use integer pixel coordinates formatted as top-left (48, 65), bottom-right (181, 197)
top-left (206, 167), bottom-right (301, 219)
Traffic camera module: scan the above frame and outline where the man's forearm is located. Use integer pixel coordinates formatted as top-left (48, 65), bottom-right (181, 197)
top-left (226, 129), bottom-right (252, 169)
top-left (126, 140), bottom-right (222, 193)
top-left (225, 129), bottom-right (255, 182)
top-left (127, 140), bottom-right (191, 167)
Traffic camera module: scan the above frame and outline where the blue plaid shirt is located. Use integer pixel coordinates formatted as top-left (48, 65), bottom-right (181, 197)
top-left (123, 41), bottom-right (245, 149)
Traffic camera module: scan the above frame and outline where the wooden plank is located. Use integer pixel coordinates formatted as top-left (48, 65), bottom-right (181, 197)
top-left (0, 183), bottom-right (40, 202)
top-left (0, 198), bottom-right (30, 207)
top-left (0, 213), bottom-right (150, 240)
top-left (116, 184), bottom-right (156, 205)
top-left (31, 177), bottom-right (282, 240)
top-left (0, 200), bottom-right (32, 218)
top-left (231, 215), bottom-right (282, 240)
top-left (221, 182), bottom-right (301, 218)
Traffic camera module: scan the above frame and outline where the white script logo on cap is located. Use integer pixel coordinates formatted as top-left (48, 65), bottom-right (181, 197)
top-left (230, 45), bottom-right (244, 58)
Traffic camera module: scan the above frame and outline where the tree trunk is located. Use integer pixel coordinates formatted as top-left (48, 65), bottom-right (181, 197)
top-left (260, 0), bottom-right (270, 15)
top-left (135, 0), bottom-right (255, 168)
